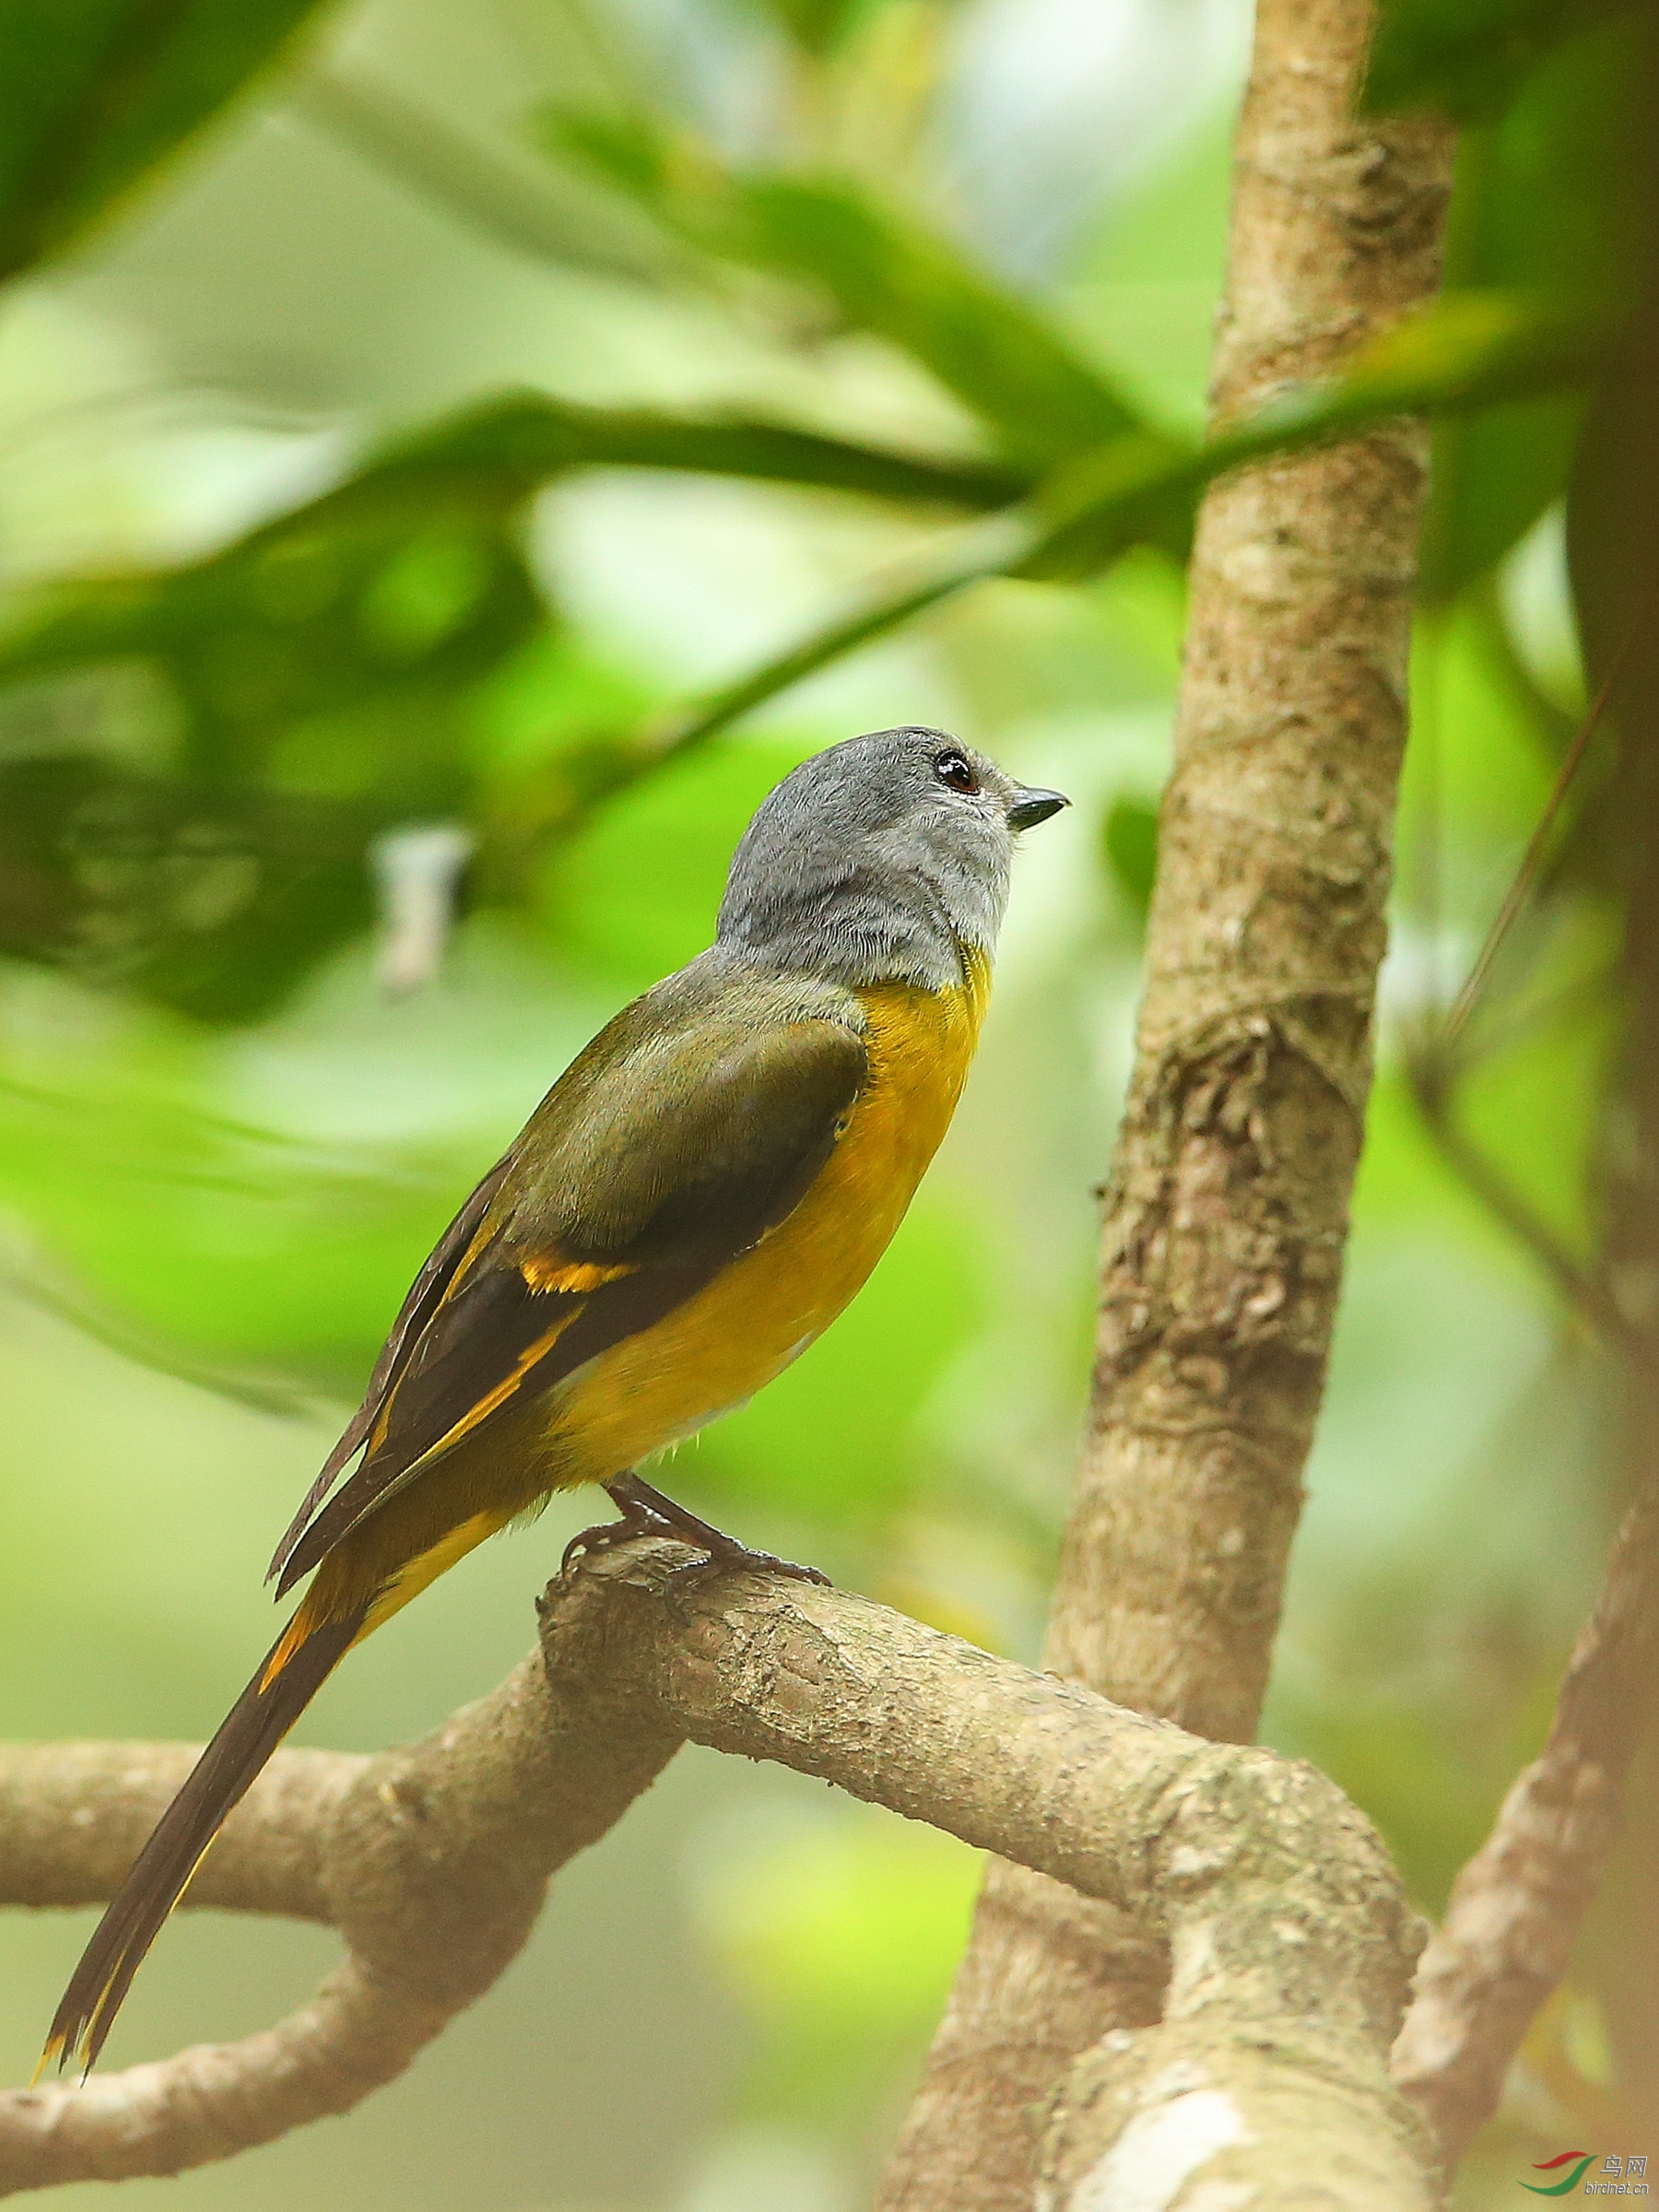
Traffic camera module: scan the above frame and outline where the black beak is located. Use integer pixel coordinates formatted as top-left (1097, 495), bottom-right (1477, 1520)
top-left (1006, 786), bottom-right (1069, 832)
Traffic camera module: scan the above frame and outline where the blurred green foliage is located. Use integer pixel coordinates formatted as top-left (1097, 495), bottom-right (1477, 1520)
top-left (0, 4), bottom-right (1616, 1038)
top-left (0, 0), bottom-right (333, 284)
top-left (1364, 0), bottom-right (1645, 119)
top-left (0, 0), bottom-right (1655, 2201)
top-left (552, 109), bottom-right (1151, 460)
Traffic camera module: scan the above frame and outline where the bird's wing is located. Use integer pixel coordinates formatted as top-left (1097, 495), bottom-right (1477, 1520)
top-left (272, 1003), bottom-right (866, 1596)
top-left (265, 1152), bottom-right (514, 1588)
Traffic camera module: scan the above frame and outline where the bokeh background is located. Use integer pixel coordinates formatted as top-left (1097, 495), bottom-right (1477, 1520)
top-left (0, 0), bottom-right (1649, 2204)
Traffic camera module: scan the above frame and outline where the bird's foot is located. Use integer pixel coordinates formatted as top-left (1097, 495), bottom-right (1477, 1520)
top-left (559, 1501), bottom-right (670, 1578)
top-left (665, 1539), bottom-right (830, 1594)
top-left (583, 1470), bottom-right (830, 1589)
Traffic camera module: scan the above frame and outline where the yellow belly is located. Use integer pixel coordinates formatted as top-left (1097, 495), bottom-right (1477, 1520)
top-left (307, 959), bottom-right (990, 1644)
top-left (546, 962), bottom-right (987, 1484)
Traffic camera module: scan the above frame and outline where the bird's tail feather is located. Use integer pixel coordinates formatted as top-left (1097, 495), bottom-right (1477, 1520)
top-left (41, 1606), bottom-right (362, 2077)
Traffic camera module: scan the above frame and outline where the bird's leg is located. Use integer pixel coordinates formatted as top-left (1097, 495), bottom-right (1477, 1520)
top-left (596, 1469), bottom-right (830, 1587)
top-left (559, 1472), bottom-right (675, 1577)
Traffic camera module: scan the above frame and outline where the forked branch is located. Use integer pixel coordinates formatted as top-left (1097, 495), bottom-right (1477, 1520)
top-left (0, 1543), bottom-right (1433, 2202)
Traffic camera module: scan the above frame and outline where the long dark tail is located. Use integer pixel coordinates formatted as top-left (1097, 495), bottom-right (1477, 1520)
top-left (42, 1608), bottom-right (362, 2076)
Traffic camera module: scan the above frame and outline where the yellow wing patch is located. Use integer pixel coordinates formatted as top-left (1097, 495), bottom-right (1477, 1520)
top-left (452, 1315), bottom-right (571, 1430)
top-left (356, 1312), bottom-right (580, 1524)
top-left (521, 1254), bottom-right (637, 1294)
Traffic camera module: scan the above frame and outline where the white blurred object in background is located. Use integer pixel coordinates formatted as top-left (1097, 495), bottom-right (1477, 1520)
top-left (371, 820), bottom-right (476, 994)
top-left (941, 0), bottom-right (1252, 276)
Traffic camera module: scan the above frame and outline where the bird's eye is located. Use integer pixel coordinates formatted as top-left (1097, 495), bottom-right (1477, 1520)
top-left (934, 749), bottom-right (979, 795)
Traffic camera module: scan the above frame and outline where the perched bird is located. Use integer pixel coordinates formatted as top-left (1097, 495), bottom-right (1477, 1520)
top-left (45, 724), bottom-right (1066, 2074)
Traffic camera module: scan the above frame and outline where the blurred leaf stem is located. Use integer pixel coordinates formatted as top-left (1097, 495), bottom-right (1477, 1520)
top-left (286, 64), bottom-right (683, 289)
top-left (489, 286), bottom-right (1619, 866)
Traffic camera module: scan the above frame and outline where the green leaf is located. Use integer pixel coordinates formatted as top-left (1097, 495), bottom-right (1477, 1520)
top-left (551, 111), bottom-right (1151, 463)
top-left (0, 0), bottom-right (333, 285)
top-left (1417, 14), bottom-right (1651, 595)
top-left (1363, 0), bottom-right (1640, 120)
top-left (1223, 289), bottom-right (1614, 446)
top-left (336, 391), bottom-right (1034, 519)
top-left (1030, 292), bottom-right (1613, 590)
top-left (0, 390), bottom-right (1029, 707)
top-left (626, 288), bottom-right (1615, 751)
top-left (0, 389), bottom-right (1033, 770)
top-left (0, 281), bottom-right (1614, 1024)
top-left (0, 385), bottom-right (1036, 1018)
top-left (1420, 401), bottom-right (1585, 605)
top-left (0, 513), bottom-right (546, 793)
top-left (0, 757), bottom-right (375, 1022)
top-left (0, 488), bottom-right (543, 1020)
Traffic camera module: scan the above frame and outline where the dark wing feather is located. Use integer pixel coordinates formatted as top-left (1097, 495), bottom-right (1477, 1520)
top-left (265, 1151), bottom-right (512, 1587)
top-left (273, 1004), bottom-right (865, 1595)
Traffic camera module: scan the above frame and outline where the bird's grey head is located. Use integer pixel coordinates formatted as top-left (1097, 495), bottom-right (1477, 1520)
top-left (717, 726), bottom-right (1067, 990)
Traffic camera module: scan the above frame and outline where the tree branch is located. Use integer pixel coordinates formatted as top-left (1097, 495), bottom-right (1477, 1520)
top-left (1404, 1047), bottom-right (1647, 1365)
top-left (1392, 1467), bottom-right (1659, 2159)
top-left (0, 1641), bottom-right (679, 2192)
top-left (0, 1744), bottom-right (356, 1920)
top-left (0, 1544), bottom-right (1431, 2201)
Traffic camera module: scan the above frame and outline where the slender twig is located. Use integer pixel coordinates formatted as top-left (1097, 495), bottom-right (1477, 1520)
top-left (1404, 600), bottom-right (1646, 1354)
top-left (1394, 1483), bottom-right (1659, 2160)
top-left (1441, 638), bottom-right (1630, 1055)
top-left (287, 65), bottom-right (677, 288)
top-left (1404, 1046), bottom-right (1646, 1365)
top-left (1432, 957), bottom-right (1617, 1072)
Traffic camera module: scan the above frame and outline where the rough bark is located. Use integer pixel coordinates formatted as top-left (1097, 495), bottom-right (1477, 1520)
top-left (880, 6), bottom-right (1455, 2206)
top-left (1067, 0), bottom-right (1453, 1771)
top-left (0, 1545), bottom-right (1433, 2200)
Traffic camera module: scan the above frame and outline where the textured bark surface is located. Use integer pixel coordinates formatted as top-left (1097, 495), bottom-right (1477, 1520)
top-left (0, 1545), bottom-right (1433, 2200)
top-left (1059, 0), bottom-right (1453, 1735)
top-left (881, 6), bottom-right (1455, 2206)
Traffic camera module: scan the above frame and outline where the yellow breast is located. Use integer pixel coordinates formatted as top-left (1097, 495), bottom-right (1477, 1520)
top-left (547, 954), bottom-right (990, 1485)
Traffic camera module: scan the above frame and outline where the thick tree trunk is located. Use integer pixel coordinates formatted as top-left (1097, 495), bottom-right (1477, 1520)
top-left (879, 6), bottom-right (1454, 2206)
